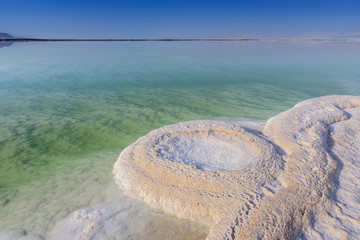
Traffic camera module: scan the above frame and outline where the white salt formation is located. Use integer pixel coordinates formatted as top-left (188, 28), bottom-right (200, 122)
top-left (302, 104), bottom-right (360, 239)
top-left (114, 120), bottom-right (284, 239)
top-left (114, 95), bottom-right (360, 240)
top-left (48, 183), bottom-right (208, 240)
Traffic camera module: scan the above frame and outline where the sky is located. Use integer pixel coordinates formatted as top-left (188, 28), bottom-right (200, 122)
top-left (1, 0), bottom-right (360, 38)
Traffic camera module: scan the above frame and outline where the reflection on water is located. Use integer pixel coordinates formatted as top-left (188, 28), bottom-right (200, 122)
top-left (0, 41), bottom-right (13, 48)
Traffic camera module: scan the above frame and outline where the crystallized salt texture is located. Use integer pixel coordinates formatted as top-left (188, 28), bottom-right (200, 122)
top-left (114, 120), bottom-right (284, 239)
top-left (114, 95), bottom-right (360, 240)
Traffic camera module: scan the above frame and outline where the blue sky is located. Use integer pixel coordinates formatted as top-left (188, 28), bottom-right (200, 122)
top-left (1, 0), bottom-right (360, 38)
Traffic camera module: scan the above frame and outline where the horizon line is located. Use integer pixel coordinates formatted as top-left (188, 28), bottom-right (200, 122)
top-left (1, 38), bottom-right (360, 42)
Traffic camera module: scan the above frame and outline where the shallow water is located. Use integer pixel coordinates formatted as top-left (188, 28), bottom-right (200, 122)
top-left (0, 41), bottom-right (360, 239)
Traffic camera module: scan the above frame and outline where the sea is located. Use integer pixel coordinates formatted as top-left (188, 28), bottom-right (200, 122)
top-left (0, 41), bottom-right (360, 239)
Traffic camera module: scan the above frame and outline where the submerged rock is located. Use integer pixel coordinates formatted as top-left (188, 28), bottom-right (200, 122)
top-left (114, 95), bottom-right (360, 240)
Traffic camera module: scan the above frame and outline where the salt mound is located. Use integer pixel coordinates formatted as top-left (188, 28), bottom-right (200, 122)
top-left (114, 120), bottom-right (284, 239)
top-left (114, 95), bottom-right (360, 239)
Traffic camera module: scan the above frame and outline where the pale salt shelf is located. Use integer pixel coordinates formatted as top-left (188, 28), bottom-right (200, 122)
top-left (2, 95), bottom-right (358, 240)
top-left (113, 95), bottom-right (360, 239)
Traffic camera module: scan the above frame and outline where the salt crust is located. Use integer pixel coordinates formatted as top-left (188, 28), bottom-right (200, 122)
top-left (114, 95), bottom-right (360, 240)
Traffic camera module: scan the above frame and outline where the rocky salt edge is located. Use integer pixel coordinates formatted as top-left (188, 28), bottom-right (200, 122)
top-left (1, 95), bottom-right (359, 240)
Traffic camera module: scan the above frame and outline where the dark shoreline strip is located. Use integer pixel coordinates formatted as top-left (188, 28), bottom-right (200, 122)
top-left (1, 38), bottom-right (360, 42)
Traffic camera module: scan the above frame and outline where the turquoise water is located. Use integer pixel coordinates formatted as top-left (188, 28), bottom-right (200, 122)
top-left (0, 41), bottom-right (360, 237)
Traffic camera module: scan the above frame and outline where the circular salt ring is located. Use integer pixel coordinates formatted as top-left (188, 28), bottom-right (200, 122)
top-left (113, 120), bottom-right (282, 226)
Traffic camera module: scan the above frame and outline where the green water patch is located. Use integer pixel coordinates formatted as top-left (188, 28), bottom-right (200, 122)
top-left (1, 41), bottom-right (360, 191)
top-left (0, 82), bottom-right (309, 190)
top-left (0, 149), bottom-right (119, 235)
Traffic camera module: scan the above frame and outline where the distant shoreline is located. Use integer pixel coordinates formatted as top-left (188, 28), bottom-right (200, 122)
top-left (1, 38), bottom-right (360, 42)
